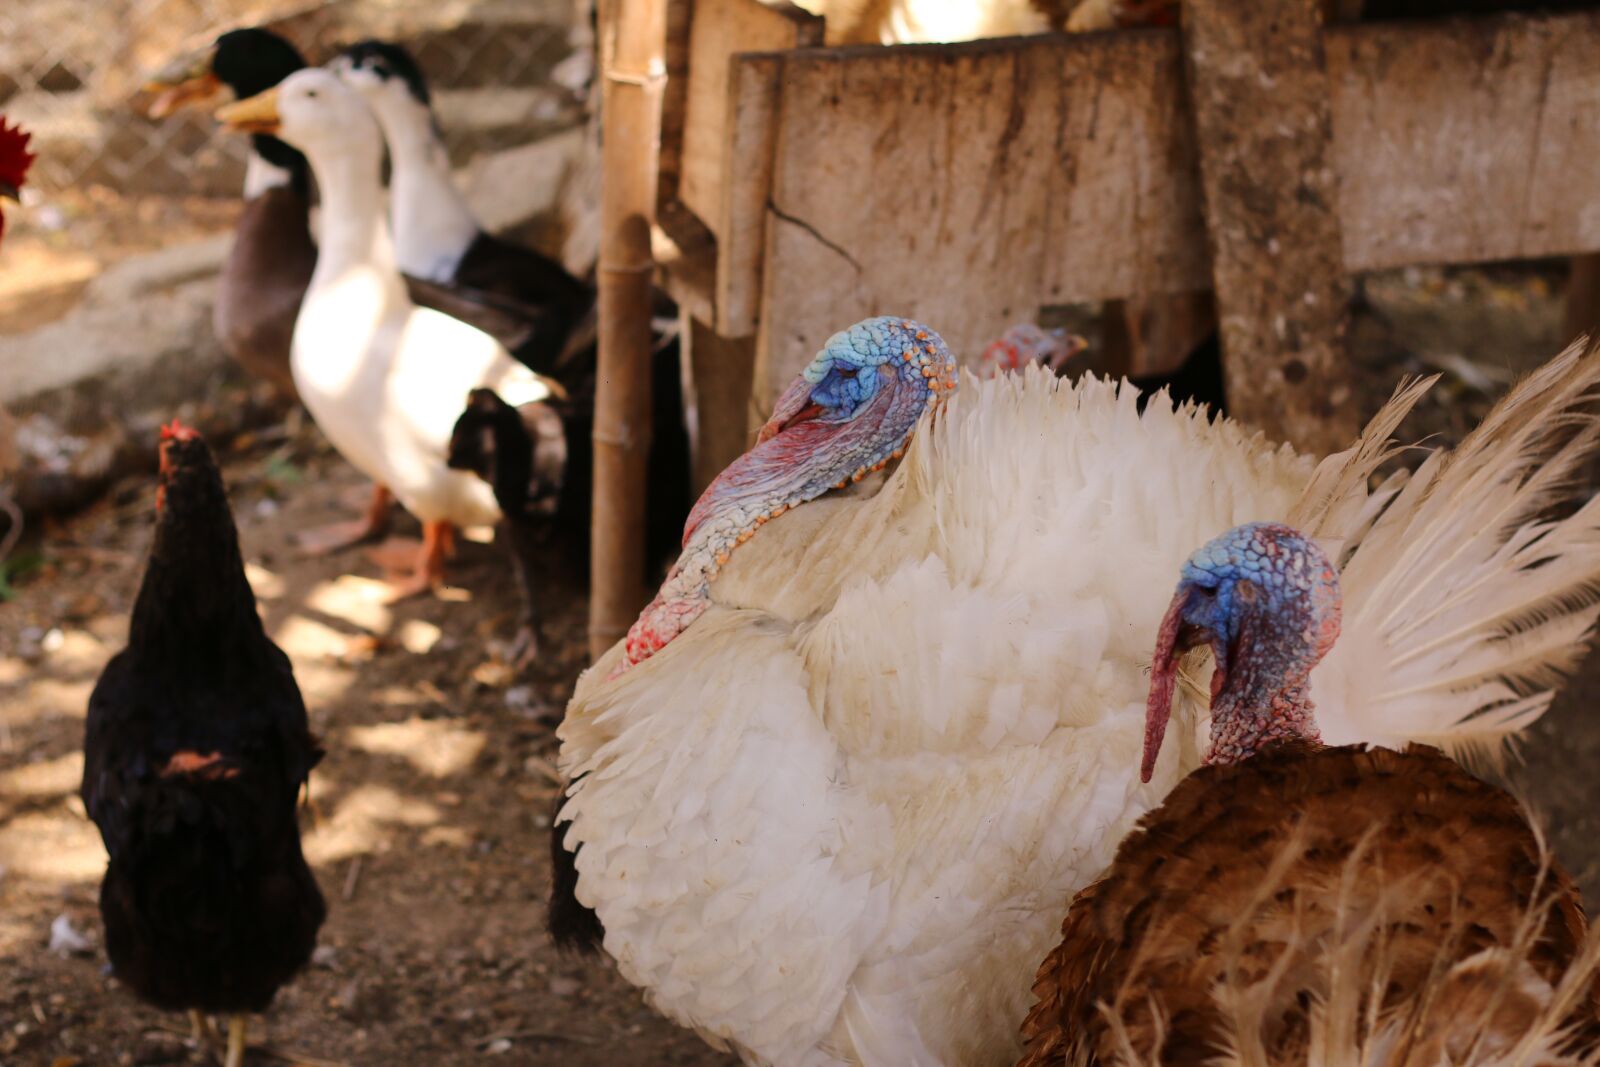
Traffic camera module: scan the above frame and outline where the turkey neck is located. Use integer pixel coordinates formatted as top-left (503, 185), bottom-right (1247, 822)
top-left (615, 362), bottom-right (939, 674)
top-left (366, 93), bottom-right (477, 280)
top-left (1205, 662), bottom-right (1321, 766)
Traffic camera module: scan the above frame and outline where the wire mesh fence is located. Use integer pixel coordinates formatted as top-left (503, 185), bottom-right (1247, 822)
top-left (0, 0), bottom-right (590, 195)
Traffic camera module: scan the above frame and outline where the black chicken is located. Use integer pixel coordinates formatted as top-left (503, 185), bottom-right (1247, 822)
top-left (447, 318), bottom-right (692, 672)
top-left (448, 388), bottom-right (569, 668)
top-left (81, 422), bottom-right (324, 1067)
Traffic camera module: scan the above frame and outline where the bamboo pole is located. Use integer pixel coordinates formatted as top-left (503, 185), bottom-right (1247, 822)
top-left (590, 0), bottom-right (667, 660)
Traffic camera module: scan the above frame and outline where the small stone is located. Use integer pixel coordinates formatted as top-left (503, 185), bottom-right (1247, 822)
top-left (472, 660), bottom-right (515, 689)
top-left (311, 945), bottom-right (339, 969)
top-left (506, 686), bottom-right (554, 720)
top-left (48, 914), bottom-right (92, 958)
top-left (487, 1038), bottom-right (513, 1055)
top-left (548, 975), bottom-right (582, 997)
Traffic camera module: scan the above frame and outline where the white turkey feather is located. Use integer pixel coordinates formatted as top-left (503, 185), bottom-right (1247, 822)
top-left (1300, 338), bottom-right (1600, 760)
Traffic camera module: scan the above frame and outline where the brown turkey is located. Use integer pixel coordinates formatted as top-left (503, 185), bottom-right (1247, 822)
top-left (1019, 522), bottom-right (1600, 1067)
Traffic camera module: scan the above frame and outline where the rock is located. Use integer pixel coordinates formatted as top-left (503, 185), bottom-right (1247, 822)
top-left (1, 243), bottom-right (224, 406)
top-left (48, 913), bottom-right (92, 958)
top-left (550, 50), bottom-right (593, 96)
top-left (90, 235), bottom-right (230, 304)
top-left (504, 685), bottom-right (537, 714)
top-left (473, 660), bottom-right (515, 689)
top-left (548, 975), bottom-right (580, 997)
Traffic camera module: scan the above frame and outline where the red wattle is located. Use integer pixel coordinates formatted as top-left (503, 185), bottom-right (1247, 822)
top-left (1142, 591), bottom-right (1189, 783)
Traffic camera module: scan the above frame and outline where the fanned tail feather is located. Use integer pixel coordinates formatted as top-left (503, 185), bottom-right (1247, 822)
top-left (1286, 374), bottom-right (1435, 551)
top-left (1307, 337), bottom-right (1600, 762)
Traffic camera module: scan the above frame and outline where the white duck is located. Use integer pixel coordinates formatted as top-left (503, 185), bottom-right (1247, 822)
top-left (216, 69), bottom-right (554, 597)
top-left (556, 317), bottom-right (1600, 1066)
top-left (326, 40), bottom-right (591, 382)
top-left (322, 40), bottom-right (476, 284)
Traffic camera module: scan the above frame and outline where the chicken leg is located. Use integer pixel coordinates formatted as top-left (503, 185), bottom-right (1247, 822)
top-left (225, 1014), bottom-right (247, 1067)
top-left (295, 484), bottom-right (392, 556)
top-left (381, 520), bottom-right (455, 602)
top-left (190, 1010), bottom-right (219, 1051)
top-left (502, 517), bottom-right (543, 670)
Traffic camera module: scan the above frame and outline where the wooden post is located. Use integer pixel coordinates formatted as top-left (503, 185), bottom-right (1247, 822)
top-left (1182, 0), bottom-right (1357, 454)
top-left (1122, 292), bottom-right (1218, 379)
top-left (591, 0), bottom-right (667, 660)
top-left (682, 316), bottom-right (757, 495)
top-left (1565, 254), bottom-right (1600, 345)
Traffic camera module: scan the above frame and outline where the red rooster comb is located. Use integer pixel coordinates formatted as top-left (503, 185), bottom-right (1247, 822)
top-left (0, 117), bottom-right (35, 193)
top-left (160, 419), bottom-right (200, 443)
top-left (156, 420), bottom-right (202, 497)
top-left (0, 117), bottom-right (34, 249)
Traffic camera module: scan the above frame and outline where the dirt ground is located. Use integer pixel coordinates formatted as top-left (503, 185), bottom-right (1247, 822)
top-left (2, 262), bottom-right (1600, 1066)
top-left (0, 423), bottom-right (737, 1066)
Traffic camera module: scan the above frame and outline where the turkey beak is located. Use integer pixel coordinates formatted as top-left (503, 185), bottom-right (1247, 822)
top-left (757, 376), bottom-right (825, 445)
top-left (215, 88), bottom-right (281, 135)
top-left (144, 47), bottom-right (222, 118)
top-left (1142, 588), bottom-right (1211, 783)
top-left (1047, 333), bottom-right (1091, 373)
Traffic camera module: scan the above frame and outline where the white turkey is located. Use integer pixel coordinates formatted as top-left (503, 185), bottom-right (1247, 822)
top-left (557, 317), bottom-right (1600, 1066)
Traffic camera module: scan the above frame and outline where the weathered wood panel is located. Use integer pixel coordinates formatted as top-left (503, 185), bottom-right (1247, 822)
top-left (682, 315), bottom-right (759, 494)
top-left (658, 0), bottom-right (695, 225)
top-left (740, 12), bottom-right (1600, 400)
top-left (681, 0), bottom-right (823, 235)
top-left (1184, 0), bottom-right (1356, 454)
top-left (1326, 15), bottom-right (1600, 271)
top-left (1567, 254), bottom-right (1600, 344)
top-left (755, 30), bottom-right (1205, 402)
top-left (717, 54), bottom-right (785, 337)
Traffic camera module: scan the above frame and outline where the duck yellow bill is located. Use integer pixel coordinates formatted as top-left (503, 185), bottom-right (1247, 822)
top-left (215, 88), bottom-right (281, 135)
top-left (0, 181), bottom-right (18, 203)
top-left (143, 47), bottom-right (223, 119)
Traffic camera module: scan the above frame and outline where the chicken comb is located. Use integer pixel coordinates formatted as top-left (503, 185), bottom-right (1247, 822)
top-left (160, 419), bottom-right (200, 443)
top-left (0, 117), bottom-right (36, 189)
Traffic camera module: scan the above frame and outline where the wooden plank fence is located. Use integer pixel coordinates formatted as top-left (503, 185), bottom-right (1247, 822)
top-left (652, 5), bottom-right (1600, 467)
